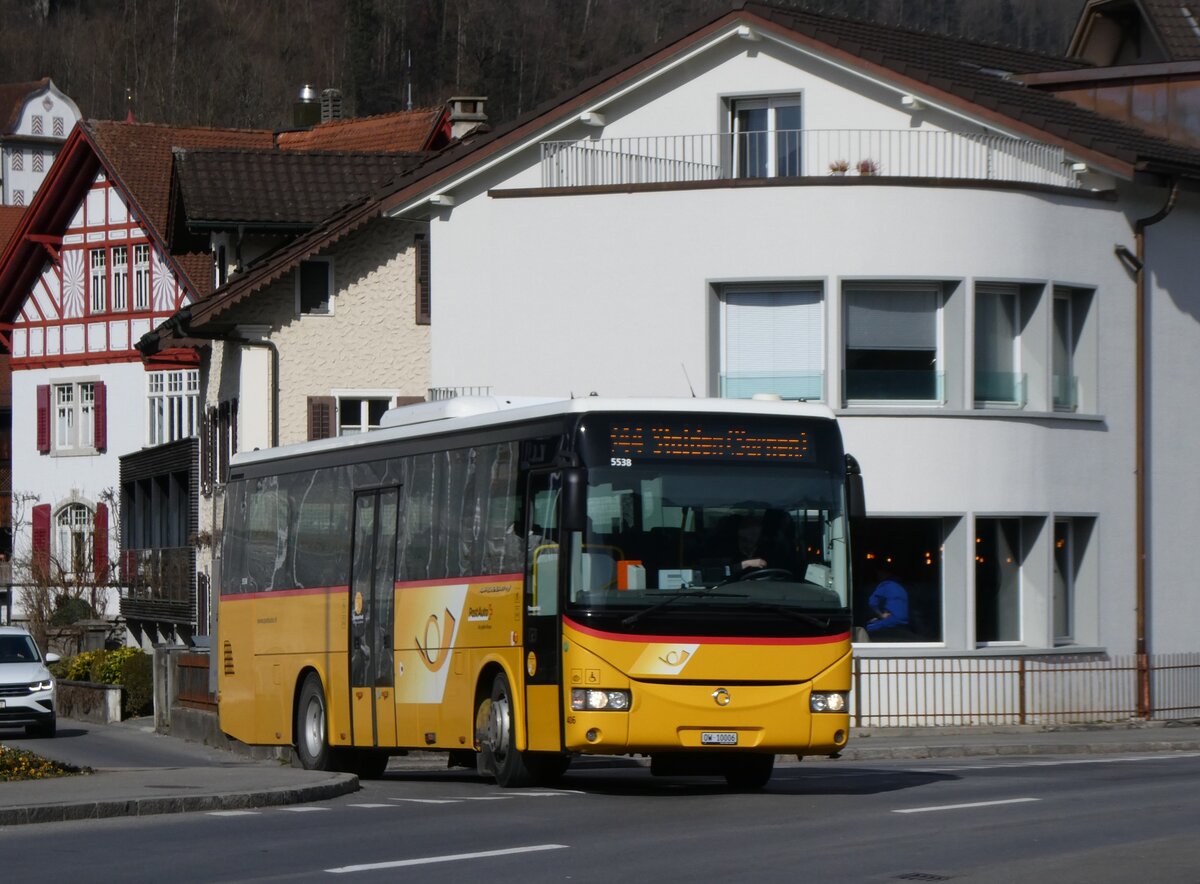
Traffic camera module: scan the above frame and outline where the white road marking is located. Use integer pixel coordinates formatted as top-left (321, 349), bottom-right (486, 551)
top-left (279, 806), bottom-right (331, 812)
top-left (386, 798), bottom-right (462, 804)
top-left (347, 803), bottom-right (397, 808)
top-left (326, 843), bottom-right (569, 874)
top-left (207, 810), bottom-right (259, 816)
top-left (915, 751), bottom-right (1200, 773)
top-left (894, 797), bottom-right (1040, 814)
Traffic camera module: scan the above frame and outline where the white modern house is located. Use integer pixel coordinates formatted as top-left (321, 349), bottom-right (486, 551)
top-left (298, 2), bottom-right (1198, 722)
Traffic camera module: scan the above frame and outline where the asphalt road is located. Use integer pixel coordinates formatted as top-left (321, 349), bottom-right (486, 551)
top-left (3, 749), bottom-right (1199, 883)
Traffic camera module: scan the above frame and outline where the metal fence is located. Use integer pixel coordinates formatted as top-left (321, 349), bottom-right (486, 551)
top-left (853, 653), bottom-right (1200, 727)
top-left (541, 129), bottom-right (1079, 189)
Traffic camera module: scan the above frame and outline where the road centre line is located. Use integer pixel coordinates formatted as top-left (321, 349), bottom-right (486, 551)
top-left (279, 806), bottom-right (330, 812)
top-left (915, 752), bottom-right (1200, 773)
top-left (894, 797), bottom-right (1040, 814)
top-left (326, 844), bottom-right (569, 874)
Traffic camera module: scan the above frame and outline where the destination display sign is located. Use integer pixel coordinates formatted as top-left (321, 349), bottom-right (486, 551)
top-left (607, 421), bottom-right (813, 463)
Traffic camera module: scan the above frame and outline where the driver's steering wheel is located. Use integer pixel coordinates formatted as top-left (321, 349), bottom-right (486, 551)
top-left (741, 567), bottom-right (794, 581)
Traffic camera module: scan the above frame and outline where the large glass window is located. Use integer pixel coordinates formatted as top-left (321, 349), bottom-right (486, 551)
top-left (147, 369), bottom-right (200, 445)
top-left (844, 284), bottom-right (941, 402)
top-left (53, 381), bottom-right (95, 451)
top-left (975, 285), bottom-right (1023, 405)
top-left (111, 246), bottom-right (129, 312)
top-left (133, 244), bottom-right (151, 311)
top-left (721, 287), bottom-right (823, 400)
top-left (55, 502), bottom-right (92, 578)
top-left (853, 518), bottom-right (943, 643)
top-left (732, 96), bottom-right (802, 178)
top-left (975, 517), bottom-right (1022, 643)
top-left (89, 249), bottom-right (107, 313)
top-left (1053, 520), bottom-right (1072, 642)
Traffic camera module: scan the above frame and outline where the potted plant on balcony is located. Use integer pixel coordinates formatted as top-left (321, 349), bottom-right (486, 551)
top-left (856, 158), bottom-right (879, 176)
top-left (828, 159), bottom-right (850, 175)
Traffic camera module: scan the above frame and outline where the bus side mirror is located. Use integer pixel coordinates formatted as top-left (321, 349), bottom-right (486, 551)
top-left (845, 454), bottom-right (866, 521)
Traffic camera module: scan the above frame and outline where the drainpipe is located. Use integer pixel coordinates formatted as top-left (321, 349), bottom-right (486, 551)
top-left (1130, 179), bottom-right (1179, 719)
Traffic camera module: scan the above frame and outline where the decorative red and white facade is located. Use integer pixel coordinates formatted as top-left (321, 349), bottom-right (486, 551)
top-left (1, 130), bottom-right (201, 617)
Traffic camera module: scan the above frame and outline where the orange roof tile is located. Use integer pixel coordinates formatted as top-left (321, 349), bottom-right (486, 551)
top-left (276, 108), bottom-right (444, 152)
top-left (0, 205), bottom-right (26, 255)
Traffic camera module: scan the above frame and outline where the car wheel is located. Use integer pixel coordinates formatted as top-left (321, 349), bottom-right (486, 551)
top-left (26, 714), bottom-right (56, 739)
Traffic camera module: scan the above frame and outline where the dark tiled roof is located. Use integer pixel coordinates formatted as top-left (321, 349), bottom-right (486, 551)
top-left (0, 78), bottom-right (50, 134)
top-left (276, 108), bottom-right (445, 152)
top-left (0, 205), bottom-right (26, 254)
top-left (1140, 0), bottom-right (1200, 60)
top-left (741, 2), bottom-right (1200, 171)
top-left (174, 148), bottom-right (429, 226)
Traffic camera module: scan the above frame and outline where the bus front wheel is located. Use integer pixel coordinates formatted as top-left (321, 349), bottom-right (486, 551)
top-left (724, 754), bottom-right (775, 790)
top-left (476, 671), bottom-right (535, 787)
top-left (295, 673), bottom-right (333, 771)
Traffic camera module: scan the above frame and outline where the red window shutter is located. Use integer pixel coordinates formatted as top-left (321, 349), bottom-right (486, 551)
top-left (93, 381), bottom-right (107, 451)
top-left (36, 385), bottom-right (51, 453)
top-left (93, 502), bottom-right (109, 584)
top-left (32, 503), bottom-right (51, 580)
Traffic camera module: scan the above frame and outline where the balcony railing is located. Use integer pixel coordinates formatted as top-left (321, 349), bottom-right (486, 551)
top-left (541, 129), bottom-right (1079, 189)
top-left (119, 547), bottom-right (196, 625)
top-left (975, 371), bottom-right (1028, 406)
top-left (844, 369), bottom-right (945, 403)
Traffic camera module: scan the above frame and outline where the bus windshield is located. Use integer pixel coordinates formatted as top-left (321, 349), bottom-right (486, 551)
top-left (564, 463), bottom-right (850, 625)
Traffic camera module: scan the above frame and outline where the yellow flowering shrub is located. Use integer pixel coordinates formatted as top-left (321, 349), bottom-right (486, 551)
top-left (0, 744), bottom-right (85, 782)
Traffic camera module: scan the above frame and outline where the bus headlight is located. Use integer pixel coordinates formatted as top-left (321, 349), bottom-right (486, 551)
top-left (810, 692), bottom-right (847, 713)
top-left (572, 689), bottom-right (631, 711)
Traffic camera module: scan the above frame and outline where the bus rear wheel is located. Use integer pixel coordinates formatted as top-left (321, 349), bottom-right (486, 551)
top-left (476, 671), bottom-right (537, 787)
top-left (295, 673), bottom-right (333, 771)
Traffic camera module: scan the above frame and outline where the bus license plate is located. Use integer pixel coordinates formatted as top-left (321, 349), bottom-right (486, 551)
top-left (701, 731), bottom-right (738, 745)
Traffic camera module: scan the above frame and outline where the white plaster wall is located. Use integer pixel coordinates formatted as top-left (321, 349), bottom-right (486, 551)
top-left (209, 217), bottom-right (430, 446)
top-left (432, 176), bottom-right (1142, 652)
top-left (1140, 189), bottom-right (1200, 658)
top-left (10, 361), bottom-right (149, 615)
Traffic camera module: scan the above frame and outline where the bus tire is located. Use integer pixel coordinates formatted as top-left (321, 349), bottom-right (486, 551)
top-left (295, 673), bottom-right (333, 771)
top-left (352, 749), bottom-right (391, 779)
top-left (724, 754), bottom-right (775, 790)
top-left (476, 671), bottom-right (535, 788)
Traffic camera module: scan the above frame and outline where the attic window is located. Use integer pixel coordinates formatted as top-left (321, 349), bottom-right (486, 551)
top-left (297, 258), bottom-right (333, 316)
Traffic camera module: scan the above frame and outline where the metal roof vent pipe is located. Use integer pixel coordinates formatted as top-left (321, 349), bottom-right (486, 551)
top-left (320, 89), bottom-right (343, 123)
top-left (449, 96), bottom-right (487, 140)
top-left (293, 85), bottom-right (320, 128)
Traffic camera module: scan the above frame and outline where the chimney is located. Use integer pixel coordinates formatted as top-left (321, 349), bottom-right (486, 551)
top-left (448, 96), bottom-right (487, 140)
top-left (292, 85), bottom-right (320, 128)
top-left (320, 89), bottom-right (343, 123)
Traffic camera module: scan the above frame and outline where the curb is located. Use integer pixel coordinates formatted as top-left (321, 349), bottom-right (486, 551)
top-left (0, 772), bottom-right (359, 827)
top-left (834, 739), bottom-right (1200, 762)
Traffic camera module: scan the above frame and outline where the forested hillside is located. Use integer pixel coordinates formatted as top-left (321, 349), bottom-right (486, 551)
top-left (0, 0), bottom-right (1086, 129)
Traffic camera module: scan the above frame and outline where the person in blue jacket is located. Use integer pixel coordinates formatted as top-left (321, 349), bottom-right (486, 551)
top-left (866, 567), bottom-right (910, 635)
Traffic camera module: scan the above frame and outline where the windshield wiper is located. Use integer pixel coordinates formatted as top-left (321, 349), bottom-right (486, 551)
top-left (742, 603), bottom-right (851, 629)
top-left (621, 588), bottom-right (747, 627)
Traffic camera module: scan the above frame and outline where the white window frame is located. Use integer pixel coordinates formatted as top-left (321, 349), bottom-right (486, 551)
top-left (730, 94), bottom-right (803, 179)
top-left (296, 257), bottom-right (334, 316)
top-left (146, 369), bottom-right (200, 446)
top-left (54, 502), bottom-right (93, 579)
top-left (53, 380), bottom-right (96, 453)
top-left (974, 284), bottom-right (1023, 407)
top-left (111, 245), bottom-right (129, 312)
top-left (133, 244), bottom-right (151, 311)
top-left (719, 284), bottom-right (825, 402)
top-left (89, 248), bottom-right (107, 314)
top-left (332, 390), bottom-right (398, 435)
top-left (843, 282), bottom-right (944, 406)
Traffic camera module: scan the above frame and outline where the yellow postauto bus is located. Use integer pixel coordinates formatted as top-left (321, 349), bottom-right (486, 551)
top-left (217, 396), bottom-right (862, 788)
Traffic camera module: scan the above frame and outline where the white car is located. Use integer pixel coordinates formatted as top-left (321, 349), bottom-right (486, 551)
top-left (0, 626), bottom-right (59, 737)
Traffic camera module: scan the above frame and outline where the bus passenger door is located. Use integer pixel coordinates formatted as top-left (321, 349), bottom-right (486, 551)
top-left (349, 488), bottom-right (400, 747)
top-left (523, 471), bottom-right (563, 751)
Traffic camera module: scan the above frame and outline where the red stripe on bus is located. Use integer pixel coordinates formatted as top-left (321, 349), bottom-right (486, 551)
top-left (564, 617), bottom-right (850, 646)
top-left (393, 573), bottom-right (523, 589)
top-left (222, 585), bottom-right (349, 601)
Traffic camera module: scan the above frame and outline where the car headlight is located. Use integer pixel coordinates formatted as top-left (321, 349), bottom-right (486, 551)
top-left (29, 679), bottom-right (54, 692)
top-left (571, 688), bottom-right (631, 711)
top-left (810, 691), bottom-right (847, 713)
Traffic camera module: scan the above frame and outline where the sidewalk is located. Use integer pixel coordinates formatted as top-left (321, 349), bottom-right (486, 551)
top-left (2, 717), bottom-right (1198, 826)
